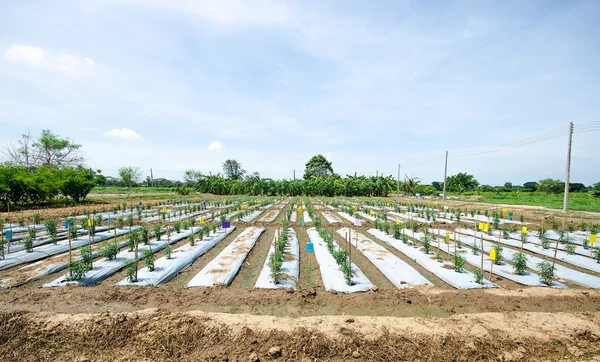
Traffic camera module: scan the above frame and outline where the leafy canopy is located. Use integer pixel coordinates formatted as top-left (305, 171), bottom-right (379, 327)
top-left (304, 154), bottom-right (334, 179)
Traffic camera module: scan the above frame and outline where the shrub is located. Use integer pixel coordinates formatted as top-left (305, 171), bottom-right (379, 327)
top-left (28, 227), bottom-right (36, 239)
top-left (537, 261), bottom-right (555, 285)
top-left (152, 224), bottom-right (162, 241)
top-left (512, 252), bottom-right (528, 275)
top-left (101, 241), bottom-right (120, 260)
top-left (33, 213), bottom-right (41, 225)
top-left (18, 217), bottom-right (25, 227)
top-left (23, 236), bottom-right (34, 253)
top-left (67, 260), bottom-right (90, 280)
top-left (471, 243), bottom-right (479, 255)
top-left (452, 253), bottom-right (466, 272)
top-left (142, 249), bottom-right (156, 271)
top-left (128, 230), bottom-right (138, 252)
top-left (173, 221), bottom-right (181, 233)
top-left (164, 245), bottom-right (172, 259)
top-left (422, 236), bottom-right (431, 254)
top-left (541, 236), bottom-right (550, 249)
top-left (502, 228), bottom-right (510, 239)
top-left (401, 234), bottom-right (409, 244)
top-left (566, 242), bottom-right (576, 255)
top-left (140, 227), bottom-right (149, 245)
top-left (594, 246), bottom-right (600, 264)
top-left (44, 219), bottom-right (58, 244)
top-left (493, 245), bottom-right (504, 265)
top-left (69, 225), bottom-right (78, 240)
top-left (393, 223), bottom-right (401, 239)
top-left (116, 217), bottom-right (124, 229)
top-left (473, 267), bottom-right (483, 284)
top-left (125, 260), bottom-right (138, 282)
top-left (384, 222), bottom-right (390, 235)
top-left (436, 253), bottom-right (443, 263)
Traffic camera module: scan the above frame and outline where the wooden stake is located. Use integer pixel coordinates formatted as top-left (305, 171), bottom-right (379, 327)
top-left (550, 236), bottom-right (560, 285)
top-left (489, 259), bottom-right (494, 281)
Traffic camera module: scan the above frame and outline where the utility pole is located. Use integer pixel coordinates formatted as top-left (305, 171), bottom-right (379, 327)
top-left (376, 170), bottom-right (378, 177)
top-left (150, 168), bottom-right (154, 187)
top-left (397, 164), bottom-right (401, 196)
top-left (443, 151), bottom-right (448, 200)
top-left (563, 122), bottom-right (574, 211)
top-left (293, 170), bottom-right (295, 180)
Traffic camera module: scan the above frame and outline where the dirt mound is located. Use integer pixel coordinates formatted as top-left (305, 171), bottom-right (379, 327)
top-left (1, 310), bottom-right (599, 361)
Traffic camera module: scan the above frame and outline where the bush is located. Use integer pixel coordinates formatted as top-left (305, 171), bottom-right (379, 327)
top-left (422, 236), bottom-right (431, 254)
top-left (23, 236), bottom-right (34, 253)
top-left (67, 260), bottom-right (90, 280)
top-left (125, 260), bottom-right (138, 282)
top-left (452, 253), bottom-right (466, 272)
top-left (173, 221), bottom-right (181, 233)
top-left (69, 225), bottom-right (78, 240)
top-left (512, 252), bottom-right (528, 275)
top-left (116, 217), bottom-right (124, 229)
top-left (594, 246), bottom-right (600, 264)
top-left (33, 213), bottom-right (41, 225)
top-left (401, 234), bottom-right (409, 244)
top-left (44, 219), bottom-right (58, 244)
top-left (100, 241), bottom-right (120, 260)
top-left (537, 261), bottom-right (555, 285)
top-left (142, 249), bottom-right (156, 271)
top-left (153, 224), bottom-right (162, 241)
top-left (471, 243), bottom-right (479, 255)
top-left (473, 267), bottom-right (483, 284)
top-left (164, 245), bottom-right (172, 259)
top-left (493, 245), bottom-right (504, 265)
top-left (566, 242), bottom-right (576, 255)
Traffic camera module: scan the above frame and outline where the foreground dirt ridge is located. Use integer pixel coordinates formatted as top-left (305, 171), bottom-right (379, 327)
top-left (1, 309), bottom-right (599, 361)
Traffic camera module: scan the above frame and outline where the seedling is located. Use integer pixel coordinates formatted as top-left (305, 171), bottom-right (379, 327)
top-left (164, 245), bottom-right (172, 259)
top-left (117, 217), bottom-right (124, 229)
top-left (493, 245), bottom-right (503, 265)
top-left (153, 224), bottom-right (162, 241)
top-left (422, 236), bottom-right (431, 254)
top-left (100, 241), bottom-right (120, 260)
top-left (471, 243), bottom-right (479, 255)
top-left (18, 217), bottom-right (25, 227)
top-left (173, 221), bottom-right (181, 233)
top-left (537, 261), bottom-right (555, 285)
top-left (142, 249), bottom-right (156, 271)
top-left (566, 242), bottom-right (576, 255)
top-left (594, 246), bottom-right (600, 264)
top-left (452, 253), bottom-right (466, 272)
top-left (23, 236), bottom-right (34, 253)
top-left (33, 213), bottom-right (41, 225)
top-left (436, 253), bottom-right (443, 263)
top-left (473, 267), bottom-right (483, 284)
top-left (125, 260), bottom-right (138, 282)
top-left (512, 252), bottom-right (528, 275)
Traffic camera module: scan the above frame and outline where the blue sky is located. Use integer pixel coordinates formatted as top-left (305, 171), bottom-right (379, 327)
top-left (1, 0), bottom-right (599, 185)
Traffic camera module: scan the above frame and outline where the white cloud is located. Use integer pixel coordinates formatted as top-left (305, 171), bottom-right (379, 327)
top-left (208, 140), bottom-right (223, 151)
top-left (103, 128), bottom-right (142, 141)
top-left (3, 44), bottom-right (47, 66)
top-left (2, 44), bottom-right (95, 73)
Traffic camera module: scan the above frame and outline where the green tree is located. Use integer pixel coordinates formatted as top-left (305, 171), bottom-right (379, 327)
top-left (222, 160), bottom-right (246, 180)
top-left (446, 173), bottom-right (479, 193)
top-left (60, 167), bottom-right (95, 202)
top-left (537, 178), bottom-right (563, 194)
top-left (522, 181), bottom-right (538, 192)
top-left (118, 166), bottom-right (142, 197)
top-left (591, 182), bottom-right (600, 198)
top-left (303, 154), bottom-right (334, 179)
top-left (431, 181), bottom-right (443, 191)
top-left (34, 129), bottom-right (83, 167)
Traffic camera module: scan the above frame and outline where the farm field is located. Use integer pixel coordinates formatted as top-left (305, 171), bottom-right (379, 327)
top-left (1, 195), bottom-right (600, 361)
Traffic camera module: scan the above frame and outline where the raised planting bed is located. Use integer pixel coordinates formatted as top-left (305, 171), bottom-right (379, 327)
top-left (43, 227), bottom-right (195, 287)
top-left (116, 226), bottom-right (236, 286)
top-left (306, 227), bottom-right (373, 293)
top-left (337, 228), bottom-right (432, 288)
top-left (255, 228), bottom-right (300, 290)
top-left (186, 227), bottom-right (265, 287)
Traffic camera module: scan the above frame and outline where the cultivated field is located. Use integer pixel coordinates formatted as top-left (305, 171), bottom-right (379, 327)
top-left (1, 194), bottom-right (600, 361)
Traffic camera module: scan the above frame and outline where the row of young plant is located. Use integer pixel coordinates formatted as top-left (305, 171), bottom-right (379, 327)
top-left (267, 220), bottom-right (289, 284)
top-left (306, 203), bottom-right (353, 285)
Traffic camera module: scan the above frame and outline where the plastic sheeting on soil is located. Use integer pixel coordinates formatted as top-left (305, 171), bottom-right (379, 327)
top-left (43, 227), bottom-right (196, 287)
top-left (0, 227), bottom-right (139, 271)
top-left (239, 210), bottom-right (264, 222)
top-left (306, 227), bottom-right (373, 293)
top-left (5, 227), bottom-right (109, 253)
top-left (426, 228), bottom-right (566, 288)
top-left (290, 211), bottom-right (297, 222)
top-left (116, 227), bottom-right (236, 286)
top-left (457, 228), bottom-right (600, 274)
top-left (302, 211), bottom-right (312, 223)
top-left (258, 209), bottom-right (280, 223)
top-left (456, 229), bottom-right (600, 288)
top-left (186, 227), bottom-right (265, 287)
top-left (367, 229), bottom-right (495, 289)
top-left (254, 228), bottom-right (300, 290)
top-left (322, 212), bottom-right (342, 224)
top-left (337, 228), bottom-right (432, 288)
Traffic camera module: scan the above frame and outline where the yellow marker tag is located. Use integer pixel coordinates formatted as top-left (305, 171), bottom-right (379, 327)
top-left (590, 234), bottom-right (597, 243)
top-left (522, 226), bottom-right (527, 234)
top-left (483, 223), bottom-right (489, 231)
top-left (395, 220), bottom-right (400, 225)
top-left (87, 219), bottom-right (92, 227)
top-left (478, 222), bottom-right (484, 230)
top-left (433, 201), bottom-right (438, 205)
top-left (490, 248), bottom-right (496, 261)
top-left (163, 206), bottom-right (166, 212)
top-left (369, 210), bottom-right (374, 215)
top-left (353, 206), bottom-right (357, 211)
top-left (445, 234), bottom-right (450, 244)
top-left (502, 208), bottom-right (507, 213)
top-left (200, 218), bottom-right (205, 225)
top-left (297, 206), bottom-right (302, 212)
